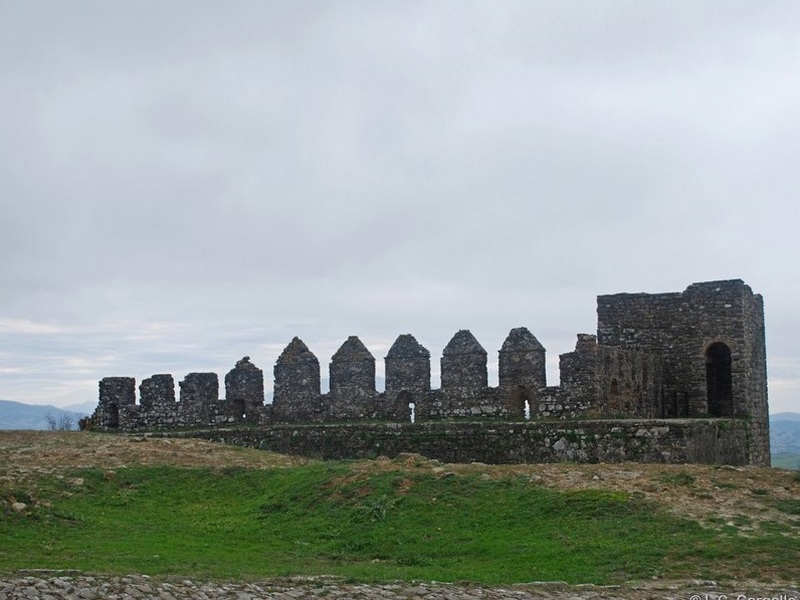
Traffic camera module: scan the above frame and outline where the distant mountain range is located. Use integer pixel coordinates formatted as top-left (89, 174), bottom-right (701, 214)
top-left (0, 399), bottom-right (93, 430)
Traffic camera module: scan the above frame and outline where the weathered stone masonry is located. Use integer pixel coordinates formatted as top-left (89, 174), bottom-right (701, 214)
top-left (87, 279), bottom-right (770, 466)
top-left (178, 419), bottom-right (749, 466)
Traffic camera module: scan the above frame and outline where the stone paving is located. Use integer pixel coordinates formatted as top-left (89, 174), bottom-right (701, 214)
top-left (0, 574), bottom-right (797, 600)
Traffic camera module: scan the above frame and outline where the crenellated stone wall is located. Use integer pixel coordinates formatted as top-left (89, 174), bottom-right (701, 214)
top-left (86, 279), bottom-right (770, 466)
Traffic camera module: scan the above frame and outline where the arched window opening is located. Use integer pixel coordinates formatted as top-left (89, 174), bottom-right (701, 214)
top-left (524, 399), bottom-right (531, 420)
top-left (706, 342), bottom-right (733, 417)
top-left (409, 402), bottom-right (416, 424)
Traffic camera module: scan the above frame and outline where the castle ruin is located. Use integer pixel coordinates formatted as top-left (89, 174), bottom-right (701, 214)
top-left (87, 279), bottom-right (770, 466)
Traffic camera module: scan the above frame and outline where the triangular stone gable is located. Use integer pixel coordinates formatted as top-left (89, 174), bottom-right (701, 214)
top-left (331, 336), bottom-right (374, 363)
top-left (442, 329), bottom-right (486, 357)
top-left (386, 334), bottom-right (430, 359)
top-left (277, 337), bottom-right (319, 366)
top-left (501, 327), bottom-right (545, 353)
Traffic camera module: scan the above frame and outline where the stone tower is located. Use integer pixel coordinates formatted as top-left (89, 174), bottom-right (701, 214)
top-left (597, 279), bottom-right (769, 465)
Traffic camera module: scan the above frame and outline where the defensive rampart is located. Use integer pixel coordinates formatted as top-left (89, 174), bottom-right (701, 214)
top-left (86, 279), bottom-right (770, 466)
top-left (157, 419), bottom-right (750, 466)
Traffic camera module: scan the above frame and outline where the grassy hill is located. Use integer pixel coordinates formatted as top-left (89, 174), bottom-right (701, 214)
top-left (1, 431), bottom-right (799, 585)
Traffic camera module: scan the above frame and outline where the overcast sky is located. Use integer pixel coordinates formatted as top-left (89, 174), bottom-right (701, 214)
top-left (1, 1), bottom-right (798, 414)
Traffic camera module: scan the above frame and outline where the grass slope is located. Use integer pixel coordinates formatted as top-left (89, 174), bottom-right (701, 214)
top-left (2, 461), bottom-right (799, 584)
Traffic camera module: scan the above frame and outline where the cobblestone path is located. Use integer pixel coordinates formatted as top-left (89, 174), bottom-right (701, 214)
top-left (0, 574), bottom-right (797, 600)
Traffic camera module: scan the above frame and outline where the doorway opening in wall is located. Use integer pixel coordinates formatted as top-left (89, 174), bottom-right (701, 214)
top-left (706, 342), bottom-right (733, 417)
top-left (507, 385), bottom-right (533, 420)
top-left (108, 404), bottom-right (119, 428)
top-left (398, 390), bottom-right (415, 423)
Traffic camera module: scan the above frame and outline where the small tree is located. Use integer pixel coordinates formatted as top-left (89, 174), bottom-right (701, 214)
top-left (58, 413), bottom-right (75, 431)
top-left (45, 413), bottom-right (57, 430)
top-left (45, 412), bottom-right (75, 431)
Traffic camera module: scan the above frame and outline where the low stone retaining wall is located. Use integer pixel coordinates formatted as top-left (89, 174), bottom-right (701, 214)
top-left (164, 418), bottom-right (749, 465)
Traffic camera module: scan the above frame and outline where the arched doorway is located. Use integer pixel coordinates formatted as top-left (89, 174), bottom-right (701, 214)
top-left (397, 390), bottom-right (415, 423)
top-left (506, 385), bottom-right (535, 420)
top-left (706, 342), bottom-right (733, 417)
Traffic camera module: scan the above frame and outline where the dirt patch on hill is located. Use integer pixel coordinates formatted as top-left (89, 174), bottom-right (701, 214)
top-left (0, 430), bottom-right (309, 475)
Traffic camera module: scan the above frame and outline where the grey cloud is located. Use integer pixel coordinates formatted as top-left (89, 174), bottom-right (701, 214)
top-left (1, 2), bottom-right (798, 412)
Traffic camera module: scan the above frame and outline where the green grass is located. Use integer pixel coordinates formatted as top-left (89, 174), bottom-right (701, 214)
top-left (1, 463), bottom-right (798, 584)
top-left (658, 470), bottom-right (696, 486)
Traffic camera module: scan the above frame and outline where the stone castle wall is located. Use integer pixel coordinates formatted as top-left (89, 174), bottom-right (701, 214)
top-left (87, 279), bottom-right (770, 466)
top-left (166, 419), bottom-right (750, 466)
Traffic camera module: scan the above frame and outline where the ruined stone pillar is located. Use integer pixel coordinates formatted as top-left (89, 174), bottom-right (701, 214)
top-left (329, 336), bottom-right (376, 420)
top-left (441, 329), bottom-right (487, 394)
top-left (95, 377), bottom-right (136, 429)
top-left (498, 327), bottom-right (546, 419)
top-left (272, 337), bottom-right (322, 422)
top-left (225, 356), bottom-right (265, 422)
top-left (384, 334), bottom-right (430, 421)
top-left (179, 373), bottom-right (219, 404)
top-left (139, 374), bottom-right (175, 411)
top-left (499, 327), bottom-right (547, 391)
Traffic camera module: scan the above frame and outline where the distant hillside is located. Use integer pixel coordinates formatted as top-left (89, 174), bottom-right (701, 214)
top-left (771, 413), bottom-right (800, 456)
top-left (771, 412), bottom-right (800, 422)
top-left (0, 399), bottom-right (89, 430)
